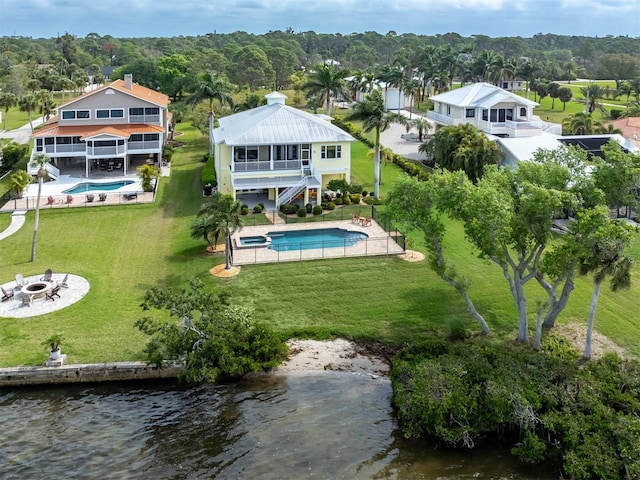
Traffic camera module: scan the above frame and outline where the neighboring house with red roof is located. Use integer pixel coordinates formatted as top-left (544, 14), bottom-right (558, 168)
top-left (31, 74), bottom-right (170, 178)
top-left (605, 117), bottom-right (640, 151)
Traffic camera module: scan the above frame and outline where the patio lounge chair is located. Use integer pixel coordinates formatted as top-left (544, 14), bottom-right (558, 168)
top-left (40, 269), bottom-right (53, 282)
top-left (86, 194), bottom-right (95, 203)
top-left (46, 286), bottom-right (61, 301)
top-left (1, 286), bottom-right (14, 302)
top-left (57, 273), bottom-right (69, 288)
top-left (15, 274), bottom-right (27, 287)
top-left (99, 193), bottom-right (107, 202)
top-left (352, 213), bottom-right (360, 224)
top-left (46, 196), bottom-right (55, 206)
top-left (66, 195), bottom-right (73, 204)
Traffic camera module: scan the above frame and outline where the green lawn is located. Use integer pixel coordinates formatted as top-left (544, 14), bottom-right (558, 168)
top-left (1, 122), bottom-right (639, 367)
top-left (1, 108), bottom-right (32, 131)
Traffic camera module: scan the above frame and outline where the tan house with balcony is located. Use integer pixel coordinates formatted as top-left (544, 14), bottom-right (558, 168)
top-left (31, 74), bottom-right (170, 178)
top-left (212, 92), bottom-right (355, 207)
top-left (427, 82), bottom-right (542, 138)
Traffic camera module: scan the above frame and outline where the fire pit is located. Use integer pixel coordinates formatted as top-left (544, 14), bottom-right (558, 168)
top-left (21, 281), bottom-right (53, 299)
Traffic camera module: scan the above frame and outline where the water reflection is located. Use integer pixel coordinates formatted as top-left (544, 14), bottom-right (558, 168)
top-left (0, 372), bottom-right (557, 479)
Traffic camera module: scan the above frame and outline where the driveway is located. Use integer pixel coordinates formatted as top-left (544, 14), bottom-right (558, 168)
top-left (0, 117), bottom-right (44, 145)
top-left (379, 110), bottom-right (431, 162)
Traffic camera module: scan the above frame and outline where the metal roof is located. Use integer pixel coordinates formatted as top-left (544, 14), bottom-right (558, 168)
top-left (213, 103), bottom-right (355, 146)
top-left (430, 83), bottom-right (538, 108)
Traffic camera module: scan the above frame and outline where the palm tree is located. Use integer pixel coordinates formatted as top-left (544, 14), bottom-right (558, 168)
top-left (194, 192), bottom-right (243, 269)
top-left (35, 90), bottom-right (56, 122)
top-left (580, 84), bottom-right (608, 115)
top-left (187, 71), bottom-right (235, 155)
top-left (18, 94), bottom-right (38, 132)
top-left (558, 86), bottom-right (573, 111)
top-left (562, 112), bottom-right (603, 135)
top-left (302, 63), bottom-right (350, 116)
top-left (616, 82), bottom-right (633, 107)
top-left (344, 89), bottom-right (406, 198)
top-left (412, 117), bottom-right (431, 142)
top-left (29, 153), bottom-right (50, 262)
top-left (578, 213), bottom-right (634, 360)
top-left (0, 92), bottom-right (18, 131)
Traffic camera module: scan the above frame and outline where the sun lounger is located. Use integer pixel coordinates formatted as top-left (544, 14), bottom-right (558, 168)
top-left (15, 274), bottom-right (27, 287)
top-left (99, 193), bottom-right (107, 202)
top-left (46, 196), bottom-right (55, 206)
top-left (66, 195), bottom-right (73, 204)
top-left (57, 273), bottom-right (69, 288)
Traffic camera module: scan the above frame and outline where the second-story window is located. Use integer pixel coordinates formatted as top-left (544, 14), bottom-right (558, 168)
top-left (97, 109), bottom-right (124, 119)
top-left (321, 145), bottom-right (342, 159)
top-left (61, 109), bottom-right (90, 120)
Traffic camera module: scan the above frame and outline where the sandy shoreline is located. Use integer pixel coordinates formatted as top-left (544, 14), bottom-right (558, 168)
top-left (274, 338), bottom-right (391, 378)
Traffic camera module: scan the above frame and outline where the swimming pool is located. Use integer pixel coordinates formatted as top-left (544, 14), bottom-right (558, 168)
top-left (62, 180), bottom-right (135, 194)
top-left (239, 228), bottom-right (369, 252)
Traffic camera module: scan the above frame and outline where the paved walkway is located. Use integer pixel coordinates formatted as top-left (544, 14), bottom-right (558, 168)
top-left (0, 210), bottom-right (26, 240)
top-left (0, 117), bottom-right (44, 144)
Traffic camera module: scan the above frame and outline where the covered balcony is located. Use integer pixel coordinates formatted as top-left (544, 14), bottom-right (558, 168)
top-left (231, 143), bottom-right (311, 174)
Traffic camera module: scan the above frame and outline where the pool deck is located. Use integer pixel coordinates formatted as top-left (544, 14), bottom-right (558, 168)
top-left (231, 219), bottom-right (404, 265)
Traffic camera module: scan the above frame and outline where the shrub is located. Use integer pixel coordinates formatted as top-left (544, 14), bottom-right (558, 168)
top-left (323, 193), bottom-right (332, 202)
top-left (297, 206), bottom-right (307, 217)
top-left (313, 205), bottom-right (323, 215)
top-left (350, 194), bottom-right (361, 204)
top-left (258, 203), bottom-right (265, 210)
top-left (253, 205), bottom-right (263, 213)
top-left (327, 178), bottom-right (350, 193)
top-left (335, 197), bottom-right (344, 205)
top-left (163, 145), bottom-right (174, 162)
top-left (362, 190), bottom-right (368, 197)
top-left (327, 202), bottom-right (336, 210)
top-left (350, 184), bottom-right (363, 194)
top-left (610, 109), bottom-right (623, 120)
top-left (201, 154), bottom-right (216, 188)
top-left (240, 207), bottom-right (249, 215)
top-left (1, 143), bottom-right (28, 170)
top-left (305, 203), bottom-right (313, 213)
top-left (342, 195), bottom-right (351, 205)
top-left (321, 202), bottom-right (328, 210)
top-left (445, 317), bottom-right (468, 341)
top-left (363, 196), bottom-right (383, 205)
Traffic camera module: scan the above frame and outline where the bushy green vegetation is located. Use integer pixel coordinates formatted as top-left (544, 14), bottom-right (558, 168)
top-left (392, 338), bottom-right (640, 479)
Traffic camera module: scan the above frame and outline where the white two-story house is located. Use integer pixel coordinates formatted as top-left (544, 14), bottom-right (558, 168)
top-left (427, 82), bottom-right (542, 138)
top-left (31, 74), bottom-right (170, 178)
top-left (212, 92), bottom-right (355, 207)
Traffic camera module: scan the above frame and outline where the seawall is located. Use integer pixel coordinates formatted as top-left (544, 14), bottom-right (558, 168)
top-left (0, 362), bottom-right (181, 387)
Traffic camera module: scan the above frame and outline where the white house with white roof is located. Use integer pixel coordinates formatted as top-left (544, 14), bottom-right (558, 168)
top-left (427, 82), bottom-right (544, 138)
top-left (212, 92), bottom-right (355, 207)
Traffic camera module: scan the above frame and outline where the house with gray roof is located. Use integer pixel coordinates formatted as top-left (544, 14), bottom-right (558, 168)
top-left (427, 82), bottom-right (543, 138)
top-left (212, 92), bottom-right (355, 207)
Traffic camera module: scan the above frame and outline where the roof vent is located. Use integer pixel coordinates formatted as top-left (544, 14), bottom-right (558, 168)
top-left (265, 91), bottom-right (287, 106)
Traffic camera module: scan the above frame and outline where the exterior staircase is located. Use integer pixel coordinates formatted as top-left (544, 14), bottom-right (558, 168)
top-left (27, 162), bottom-right (60, 180)
top-left (278, 176), bottom-right (307, 206)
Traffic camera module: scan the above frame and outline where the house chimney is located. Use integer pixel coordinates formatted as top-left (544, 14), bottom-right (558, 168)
top-left (124, 74), bottom-right (133, 89)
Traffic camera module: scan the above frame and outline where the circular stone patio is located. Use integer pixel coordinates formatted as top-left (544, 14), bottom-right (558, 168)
top-left (0, 274), bottom-right (90, 318)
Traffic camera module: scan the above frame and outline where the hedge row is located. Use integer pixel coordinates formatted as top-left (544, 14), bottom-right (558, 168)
top-left (201, 153), bottom-right (217, 188)
top-left (333, 117), bottom-right (430, 181)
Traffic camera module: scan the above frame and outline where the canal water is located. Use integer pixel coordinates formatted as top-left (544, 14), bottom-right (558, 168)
top-left (0, 371), bottom-right (557, 479)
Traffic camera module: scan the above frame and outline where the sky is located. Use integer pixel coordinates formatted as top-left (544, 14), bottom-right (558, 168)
top-left (0, 0), bottom-right (638, 39)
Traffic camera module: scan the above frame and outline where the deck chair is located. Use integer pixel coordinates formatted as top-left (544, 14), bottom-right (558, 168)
top-left (99, 193), bottom-right (107, 202)
top-left (40, 269), bottom-right (53, 282)
top-left (15, 274), bottom-right (27, 287)
top-left (46, 196), bottom-right (55, 206)
top-left (21, 293), bottom-right (32, 307)
top-left (1, 286), bottom-right (14, 302)
top-left (66, 195), bottom-right (73, 204)
top-left (57, 273), bottom-right (69, 288)
top-left (352, 212), bottom-right (360, 224)
top-left (46, 286), bottom-right (60, 301)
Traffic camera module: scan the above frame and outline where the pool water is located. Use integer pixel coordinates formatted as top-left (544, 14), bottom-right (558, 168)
top-left (62, 180), bottom-right (135, 194)
top-left (242, 228), bottom-right (369, 252)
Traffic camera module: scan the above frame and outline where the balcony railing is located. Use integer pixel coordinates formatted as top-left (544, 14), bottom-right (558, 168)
top-left (128, 141), bottom-right (161, 151)
top-left (37, 144), bottom-right (86, 154)
top-left (129, 114), bottom-right (160, 124)
top-left (233, 159), bottom-right (302, 172)
top-left (426, 111), bottom-right (454, 124)
top-left (505, 119), bottom-right (543, 130)
top-left (87, 145), bottom-right (126, 156)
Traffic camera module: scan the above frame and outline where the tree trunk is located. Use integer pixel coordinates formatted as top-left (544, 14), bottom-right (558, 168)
top-left (584, 280), bottom-right (602, 360)
top-left (31, 175), bottom-right (43, 262)
top-left (225, 232), bottom-right (232, 270)
top-left (325, 90), bottom-right (331, 116)
top-left (373, 130), bottom-right (381, 199)
top-left (514, 279), bottom-right (528, 343)
top-left (543, 277), bottom-right (575, 328)
top-left (208, 112), bottom-right (214, 156)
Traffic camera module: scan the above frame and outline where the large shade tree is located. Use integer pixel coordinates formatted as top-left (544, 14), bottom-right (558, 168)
top-left (302, 63), bottom-right (350, 116)
top-left (419, 123), bottom-right (503, 183)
